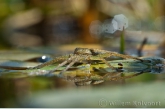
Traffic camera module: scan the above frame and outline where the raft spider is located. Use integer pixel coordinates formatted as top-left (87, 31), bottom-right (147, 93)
top-left (32, 48), bottom-right (143, 77)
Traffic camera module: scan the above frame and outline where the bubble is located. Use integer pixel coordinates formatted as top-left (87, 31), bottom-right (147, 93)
top-left (113, 14), bottom-right (128, 30)
top-left (89, 14), bottom-right (129, 39)
top-left (89, 20), bottom-right (102, 38)
top-left (102, 19), bottom-right (117, 33)
top-left (37, 55), bottom-right (52, 63)
top-left (112, 20), bottom-right (118, 30)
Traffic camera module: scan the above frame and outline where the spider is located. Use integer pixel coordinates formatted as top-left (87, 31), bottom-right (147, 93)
top-left (73, 72), bottom-right (144, 86)
top-left (32, 48), bottom-right (143, 78)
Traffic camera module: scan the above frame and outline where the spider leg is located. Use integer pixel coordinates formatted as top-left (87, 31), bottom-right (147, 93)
top-left (110, 52), bottom-right (143, 62)
top-left (107, 72), bottom-right (121, 77)
top-left (121, 72), bottom-right (144, 79)
top-left (32, 54), bottom-right (71, 69)
top-left (90, 54), bottom-right (116, 70)
top-left (101, 58), bottom-right (116, 70)
top-left (109, 72), bottom-right (144, 81)
top-left (74, 80), bottom-right (92, 86)
top-left (59, 55), bottom-right (91, 78)
top-left (90, 48), bottom-right (143, 62)
top-left (103, 72), bottom-right (122, 80)
top-left (47, 56), bottom-right (74, 74)
top-left (59, 56), bottom-right (79, 77)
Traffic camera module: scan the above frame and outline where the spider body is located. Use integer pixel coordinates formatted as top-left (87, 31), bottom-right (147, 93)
top-left (30, 48), bottom-right (165, 85)
top-left (32, 48), bottom-right (143, 78)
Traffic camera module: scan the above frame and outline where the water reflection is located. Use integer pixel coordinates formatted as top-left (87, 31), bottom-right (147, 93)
top-left (0, 56), bottom-right (164, 86)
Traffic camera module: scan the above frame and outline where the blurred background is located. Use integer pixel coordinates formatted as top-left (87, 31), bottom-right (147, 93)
top-left (0, 0), bottom-right (164, 50)
top-left (0, 0), bottom-right (165, 107)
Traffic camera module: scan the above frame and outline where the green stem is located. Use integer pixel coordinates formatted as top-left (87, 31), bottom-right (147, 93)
top-left (120, 27), bottom-right (125, 83)
top-left (120, 27), bottom-right (125, 54)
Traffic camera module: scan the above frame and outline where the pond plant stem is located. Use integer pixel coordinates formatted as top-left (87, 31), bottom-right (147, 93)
top-left (137, 37), bottom-right (148, 57)
top-left (120, 27), bottom-right (125, 84)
